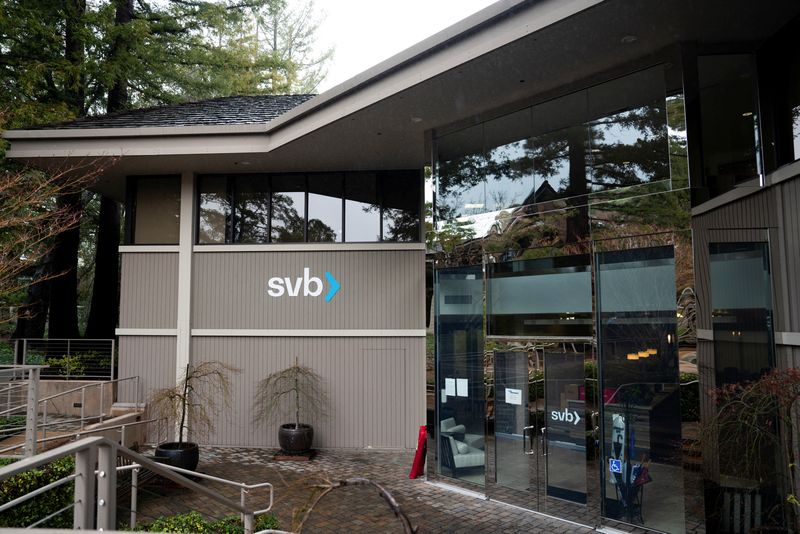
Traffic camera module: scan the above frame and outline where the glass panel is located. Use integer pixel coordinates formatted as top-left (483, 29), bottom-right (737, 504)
top-left (436, 265), bottom-right (485, 485)
top-left (484, 109), bottom-right (534, 212)
top-left (545, 351), bottom-right (587, 504)
top-left (587, 67), bottom-right (669, 191)
top-left (487, 254), bottom-right (592, 337)
top-left (707, 241), bottom-right (782, 529)
top-left (597, 245), bottom-right (685, 533)
top-left (307, 174), bottom-right (342, 242)
top-left (271, 175), bottom-right (305, 243)
top-left (381, 171), bottom-right (420, 242)
top-left (235, 175), bottom-right (270, 244)
top-left (134, 176), bottom-right (181, 244)
top-left (698, 55), bottom-right (761, 198)
top-left (494, 351), bottom-right (531, 492)
top-left (436, 124), bottom-right (486, 220)
top-left (345, 173), bottom-right (380, 242)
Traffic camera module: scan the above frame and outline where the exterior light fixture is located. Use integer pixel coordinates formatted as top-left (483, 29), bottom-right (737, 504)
top-left (667, 333), bottom-right (673, 344)
top-left (411, 116), bottom-right (423, 123)
top-left (621, 35), bottom-right (638, 44)
top-left (742, 111), bottom-right (754, 117)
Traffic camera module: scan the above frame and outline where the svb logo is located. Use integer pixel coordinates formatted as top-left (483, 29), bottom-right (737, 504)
top-left (267, 267), bottom-right (341, 302)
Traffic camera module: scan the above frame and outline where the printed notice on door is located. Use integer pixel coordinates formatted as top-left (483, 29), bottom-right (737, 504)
top-left (505, 388), bottom-right (522, 405)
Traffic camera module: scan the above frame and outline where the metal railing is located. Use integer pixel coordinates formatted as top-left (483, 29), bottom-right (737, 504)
top-left (0, 436), bottom-right (273, 532)
top-left (0, 367), bottom-right (142, 457)
top-left (17, 338), bottom-right (116, 380)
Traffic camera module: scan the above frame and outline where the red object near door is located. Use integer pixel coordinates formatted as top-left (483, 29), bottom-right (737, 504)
top-left (409, 425), bottom-right (427, 479)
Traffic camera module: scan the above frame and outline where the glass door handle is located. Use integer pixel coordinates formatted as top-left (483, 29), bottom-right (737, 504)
top-left (541, 427), bottom-right (548, 456)
top-left (523, 425), bottom-right (536, 455)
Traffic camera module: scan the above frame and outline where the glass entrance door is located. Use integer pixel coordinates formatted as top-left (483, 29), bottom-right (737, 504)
top-left (489, 343), bottom-right (599, 526)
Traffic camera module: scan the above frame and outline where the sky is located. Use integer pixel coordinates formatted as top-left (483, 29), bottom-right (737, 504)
top-left (314, 0), bottom-right (498, 92)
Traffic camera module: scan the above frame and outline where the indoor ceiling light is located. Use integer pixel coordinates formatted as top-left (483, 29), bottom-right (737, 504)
top-left (411, 116), bottom-right (423, 123)
top-left (742, 111), bottom-right (754, 117)
top-left (621, 35), bottom-right (638, 44)
top-left (627, 353), bottom-right (639, 361)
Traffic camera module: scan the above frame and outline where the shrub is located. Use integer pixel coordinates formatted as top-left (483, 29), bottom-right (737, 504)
top-left (0, 416), bottom-right (26, 440)
top-left (680, 372), bottom-right (700, 421)
top-left (0, 456), bottom-right (75, 528)
top-left (138, 512), bottom-right (280, 533)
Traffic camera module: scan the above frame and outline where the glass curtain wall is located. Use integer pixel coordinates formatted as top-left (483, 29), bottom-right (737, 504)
top-left (435, 265), bottom-right (486, 486)
top-left (596, 245), bottom-right (685, 533)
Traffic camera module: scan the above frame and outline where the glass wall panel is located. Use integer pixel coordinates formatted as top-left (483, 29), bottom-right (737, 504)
top-left (436, 124), bottom-right (486, 220)
top-left (235, 175), bottom-right (269, 244)
top-left (493, 351), bottom-right (530, 492)
top-left (710, 242), bottom-right (774, 385)
top-left (707, 241), bottom-right (782, 528)
top-left (436, 265), bottom-right (485, 486)
top-left (698, 55), bottom-right (761, 198)
top-left (483, 109), bottom-right (534, 212)
top-left (307, 173), bottom-right (342, 242)
top-left (382, 171), bottom-right (420, 242)
top-left (345, 173), bottom-right (380, 242)
top-left (134, 176), bottom-right (181, 244)
top-left (596, 245), bottom-right (685, 533)
top-left (487, 254), bottom-right (592, 337)
top-left (271, 175), bottom-right (305, 242)
top-left (587, 67), bottom-right (669, 191)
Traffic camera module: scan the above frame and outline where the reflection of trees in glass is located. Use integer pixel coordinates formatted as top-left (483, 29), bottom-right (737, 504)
top-left (307, 219), bottom-right (336, 242)
top-left (199, 193), bottom-right (229, 244)
top-left (383, 208), bottom-right (419, 242)
top-left (271, 193), bottom-right (304, 242)
top-left (236, 193), bottom-right (270, 243)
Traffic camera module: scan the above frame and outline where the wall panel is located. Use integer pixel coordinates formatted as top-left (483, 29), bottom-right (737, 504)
top-left (191, 337), bottom-right (425, 449)
top-left (119, 253), bottom-right (179, 329)
top-left (192, 250), bottom-right (425, 330)
top-left (118, 336), bottom-right (177, 404)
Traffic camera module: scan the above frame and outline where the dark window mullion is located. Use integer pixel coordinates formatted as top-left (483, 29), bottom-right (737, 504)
top-left (378, 172), bottom-right (384, 242)
top-left (304, 174), bottom-right (309, 242)
top-left (267, 174), bottom-right (273, 243)
top-left (228, 176), bottom-right (236, 244)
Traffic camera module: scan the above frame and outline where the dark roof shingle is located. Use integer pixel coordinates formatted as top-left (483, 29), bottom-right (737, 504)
top-left (29, 94), bottom-right (315, 130)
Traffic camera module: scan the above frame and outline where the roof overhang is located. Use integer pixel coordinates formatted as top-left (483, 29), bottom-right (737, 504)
top-left (5, 0), bottom-right (799, 200)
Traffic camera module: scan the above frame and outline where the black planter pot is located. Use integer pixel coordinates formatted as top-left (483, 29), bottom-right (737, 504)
top-left (155, 442), bottom-right (200, 471)
top-left (278, 423), bottom-right (313, 454)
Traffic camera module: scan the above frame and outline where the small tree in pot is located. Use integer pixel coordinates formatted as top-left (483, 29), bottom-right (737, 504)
top-left (148, 361), bottom-right (239, 470)
top-left (253, 357), bottom-right (328, 454)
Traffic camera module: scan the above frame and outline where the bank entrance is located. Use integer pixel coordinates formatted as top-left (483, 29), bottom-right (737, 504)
top-left (433, 242), bottom-right (689, 533)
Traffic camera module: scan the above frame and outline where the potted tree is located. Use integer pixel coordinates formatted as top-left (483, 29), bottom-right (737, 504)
top-left (148, 361), bottom-right (238, 470)
top-left (253, 357), bottom-right (328, 455)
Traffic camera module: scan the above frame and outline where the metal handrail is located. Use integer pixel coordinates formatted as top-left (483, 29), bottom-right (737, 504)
top-left (38, 375), bottom-right (139, 404)
top-left (0, 417), bottom-right (159, 455)
top-left (0, 436), bottom-right (273, 533)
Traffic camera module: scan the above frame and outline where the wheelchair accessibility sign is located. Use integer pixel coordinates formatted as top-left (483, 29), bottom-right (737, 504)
top-left (609, 458), bottom-right (623, 474)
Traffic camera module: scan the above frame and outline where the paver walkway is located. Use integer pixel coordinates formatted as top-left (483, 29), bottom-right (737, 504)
top-left (128, 446), bottom-right (596, 533)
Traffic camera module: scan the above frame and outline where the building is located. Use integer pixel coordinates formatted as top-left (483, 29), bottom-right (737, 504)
top-left (6, 1), bottom-right (800, 532)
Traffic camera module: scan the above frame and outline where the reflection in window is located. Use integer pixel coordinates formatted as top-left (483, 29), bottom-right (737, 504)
top-left (698, 55), bottom-right (761, 199)
top-left (484, 109), bottom-right (534, 212)
top-left (308, 174), bottom-right (342, 242)
top-left (436, 124), bottom-right (486, 220)
top-left (271, 175), bottom-right (305, 243)
top-left (198, 176), bottom-right (228, 244)
top-left (133, 176), bottom-right (181, 244)
top-left (382, 172), bottom-right (420, 242)
top-left (235, 176), bottom-right (269, 244)
top-left (345, 173), bottom-right (380, 242)
top-left (709, 242), bottom-right (774, 385)
top-left (596, 245), bottom-right (684, 533)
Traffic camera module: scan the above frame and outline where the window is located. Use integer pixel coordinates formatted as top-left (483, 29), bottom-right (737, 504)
top-left (195, 171), bottom-right (422, 244)
top-left (128, 176), bottom-right (181, 244)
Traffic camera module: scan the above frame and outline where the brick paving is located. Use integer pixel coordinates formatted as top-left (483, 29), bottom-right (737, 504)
top-left (125, 447), bottom-right (596, 533)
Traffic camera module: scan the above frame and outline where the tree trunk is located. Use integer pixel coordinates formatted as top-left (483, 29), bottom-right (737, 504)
top-left (566, 129), bottom-right (590, 244)
top-left (47, 193), bottom-right (82, 339)
top-left (64, 0), bottom-right (86, 116)
top-left (84, 197), bottom-right (120, 339)
top-left (12, 259), bottom-right (53, 358)
top-left (106, 0), bottom-right (134, 113)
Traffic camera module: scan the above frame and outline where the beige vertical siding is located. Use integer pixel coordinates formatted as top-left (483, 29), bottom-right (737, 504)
top-left (192, 250), bottom-right (425, 330)
top-left (191, 337), bottom-right (425, 449)
top-left (118, 336), bottom-right (177, 403)
top-left (778, 178), bottom-right (800, 332)
top-left (119, 253), bottom-right (179, 329)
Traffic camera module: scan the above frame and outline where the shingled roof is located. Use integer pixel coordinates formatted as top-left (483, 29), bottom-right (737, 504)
top-left (30, 94), bottom-right (316, 130)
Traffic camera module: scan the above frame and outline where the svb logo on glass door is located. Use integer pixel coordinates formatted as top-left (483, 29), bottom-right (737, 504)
top-left (266, 268), bottom-right (341, 302)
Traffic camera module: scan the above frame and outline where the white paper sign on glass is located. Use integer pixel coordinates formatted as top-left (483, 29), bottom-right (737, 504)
top-left (505, 387), bottom-right (523, 405)
top-left (456, 378), bottom-right (468, 397)
top-left (445, 378), bottom-right (456, 397)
